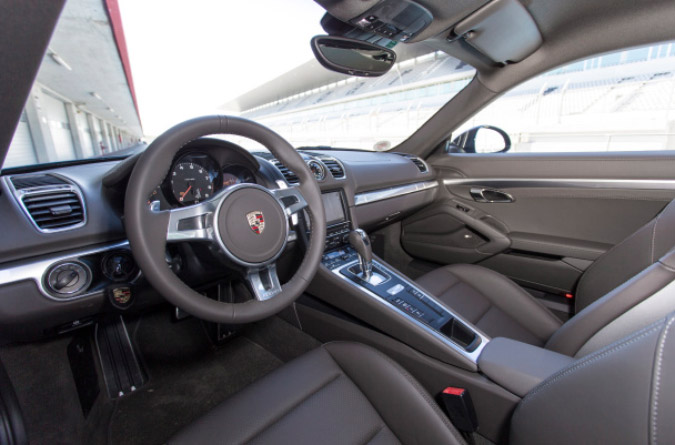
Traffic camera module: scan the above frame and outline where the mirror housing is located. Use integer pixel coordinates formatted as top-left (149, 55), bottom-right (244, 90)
top-left (446, 125), bottom-right (511, 154)
top-left (311, 35), bottom-right (396, 77)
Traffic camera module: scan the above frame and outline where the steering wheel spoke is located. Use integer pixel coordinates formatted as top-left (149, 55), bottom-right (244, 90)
top-left (165, 199), bottom-right (219, 243)
top-left (272, 186), bottom-right (308, 216)
top-left (245, 264), bottom-right (282, 301)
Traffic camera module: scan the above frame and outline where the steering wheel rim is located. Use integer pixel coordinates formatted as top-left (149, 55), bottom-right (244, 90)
top-left (124, 115), bottom-right (326, 324)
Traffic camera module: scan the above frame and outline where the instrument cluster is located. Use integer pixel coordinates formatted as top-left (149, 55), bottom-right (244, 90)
top-left (148, 149), bottom-right (258, 209)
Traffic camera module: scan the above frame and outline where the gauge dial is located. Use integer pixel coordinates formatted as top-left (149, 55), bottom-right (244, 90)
top-left (307, 160), bottom-right (326, 181)
top-left (170, 162), bottom-right (214, 205)
top-left (222, 165), bottom-right (256, 189)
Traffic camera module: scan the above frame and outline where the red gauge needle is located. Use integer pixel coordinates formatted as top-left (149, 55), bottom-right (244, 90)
top-left (180, 184), bottom-right (192, 201)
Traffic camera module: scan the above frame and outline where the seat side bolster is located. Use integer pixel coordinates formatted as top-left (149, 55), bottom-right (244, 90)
top-left (323, 342), bottom-right (466, 445)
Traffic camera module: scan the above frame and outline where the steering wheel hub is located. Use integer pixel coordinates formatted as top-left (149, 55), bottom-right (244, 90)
top-left (215, 185), bottom-right (289, 265)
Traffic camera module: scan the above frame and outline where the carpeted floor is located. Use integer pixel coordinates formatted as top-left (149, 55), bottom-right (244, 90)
top-left (1, 308), bottom-right (321, 445)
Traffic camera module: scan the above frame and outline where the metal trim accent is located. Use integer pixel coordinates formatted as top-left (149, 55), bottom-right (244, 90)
top-left (0, 241), bottom-right (132, 302)
top-left (4, 175), bottom-right (87, 233)
top-left (329, 258), bottom-right (489, 364)
top-left (354, 180), bottom-right (438, 206)
top-left (443, 178), bottom-right (675, 190)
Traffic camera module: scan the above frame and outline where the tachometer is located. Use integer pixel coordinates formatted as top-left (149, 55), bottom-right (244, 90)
top-left (170, 162), bottom-right (214, 205)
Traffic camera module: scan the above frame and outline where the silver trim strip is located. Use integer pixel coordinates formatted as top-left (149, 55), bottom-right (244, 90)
top-left (354, 180), bottom-right (438, 206)
top-left (0, 241), bottom-right (132, 301)
top-left (443, 178), bottom-right (675, 190)
top-left (330, 259), bottom-right (489, 364)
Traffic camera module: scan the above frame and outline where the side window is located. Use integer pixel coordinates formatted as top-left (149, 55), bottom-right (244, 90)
top-left (452, 41), bottom-right (675, 153)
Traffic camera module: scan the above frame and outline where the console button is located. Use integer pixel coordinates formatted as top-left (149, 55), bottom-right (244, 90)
top-left (386, 284), bottom-right (405, 295)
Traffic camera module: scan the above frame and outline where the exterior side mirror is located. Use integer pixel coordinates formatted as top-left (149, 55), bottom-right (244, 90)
top-left (446, 125), bottom-right (512, 153)
top-left (310, 35), bottom-right (396, 77)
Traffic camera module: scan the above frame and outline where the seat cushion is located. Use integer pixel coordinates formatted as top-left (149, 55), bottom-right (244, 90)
top-left (170, 342), bottom-right (464, 445)
top-left (416, 264), bottom-right (562, 346)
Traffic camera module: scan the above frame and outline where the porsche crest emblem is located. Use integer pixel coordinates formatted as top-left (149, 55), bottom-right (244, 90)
top-left (246, 211), bottom-right (265, 234)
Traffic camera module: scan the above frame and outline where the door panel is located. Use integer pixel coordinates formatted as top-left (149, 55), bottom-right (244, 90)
top-left (402, 152), bottom-right (675, 297)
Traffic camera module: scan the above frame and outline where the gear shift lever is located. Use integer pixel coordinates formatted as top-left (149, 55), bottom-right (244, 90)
top-left (348, 229), bottom-right (373, 281)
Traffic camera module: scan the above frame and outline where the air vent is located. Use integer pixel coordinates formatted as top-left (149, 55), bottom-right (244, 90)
top-left (11, 174), bottom-right (66, 190)
top-left (21, 188), bottom-right (85, 231)
top-left (271, 159), bottom-right (299, 184)
top-left (394, 153), bottom-right (429, 173)
top-left (322, 159), bottom-right (346, 179)
top-left (410, 157), bottom-right (428, 173)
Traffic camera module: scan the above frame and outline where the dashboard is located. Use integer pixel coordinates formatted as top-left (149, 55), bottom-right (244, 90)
top-left (0, 138), bottom-right (438, 342)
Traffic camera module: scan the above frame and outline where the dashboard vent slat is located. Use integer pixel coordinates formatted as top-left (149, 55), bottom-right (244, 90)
top-left (10, 174), bottom-right (66, 190)
top-left (21, 190), bottom-right (85, 231)
top-left (410, 158), bottom-right (428, 173)
top-left (393, 153), bottom-right (429, 173)
top-left (271, 159), bottom-right (299, 184)
top-left (322, 159), bottom-right (345, 179)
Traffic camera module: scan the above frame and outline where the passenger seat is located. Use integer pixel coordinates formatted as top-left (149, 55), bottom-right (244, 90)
top-left (416, 199), bottom-right (675, 356)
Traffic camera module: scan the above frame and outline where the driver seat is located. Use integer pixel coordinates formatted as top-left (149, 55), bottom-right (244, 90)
top-left (170, 311), bottom-right (675, 444)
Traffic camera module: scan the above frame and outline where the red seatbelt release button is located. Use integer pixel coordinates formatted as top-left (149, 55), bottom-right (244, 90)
top-left (441, 387), bottom-right (478, 433)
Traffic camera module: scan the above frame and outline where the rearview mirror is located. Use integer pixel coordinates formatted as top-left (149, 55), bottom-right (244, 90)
top-left (311, 35), bottom-right (396, 77)
top-left (446, 125), bottom-right (512, 154)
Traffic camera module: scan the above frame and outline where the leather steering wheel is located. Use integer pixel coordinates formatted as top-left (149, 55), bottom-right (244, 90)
top-left (124, 116), bottom-right (326, 324)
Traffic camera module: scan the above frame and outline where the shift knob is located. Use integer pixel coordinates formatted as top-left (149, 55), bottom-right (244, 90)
top-left (348, 229), bottom-right (373, 280)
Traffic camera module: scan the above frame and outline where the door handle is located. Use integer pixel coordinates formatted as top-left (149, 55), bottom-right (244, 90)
top-left (470, 188), bottom-right (514, 203)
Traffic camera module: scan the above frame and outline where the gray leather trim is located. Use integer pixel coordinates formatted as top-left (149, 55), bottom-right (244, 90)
top-left (478, 337), bottom-right (574, 397)
top-left (511, 314), bottom-right (675, 445)
top-left (576, 277), bottom-right (675, 357)
top-left (170, 342), bottom-right (464, 445)
top-left (546, 259), bottom-right (675, 356)
top-left (416, 264), bottom-right (562, 346)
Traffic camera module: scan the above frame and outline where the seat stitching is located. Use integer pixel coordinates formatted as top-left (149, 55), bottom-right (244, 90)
top-left (242, 371), bottom-right (342, 444)
top-left (521, 322), bottom-right (665, 406)
top-left (650, 316), bottom-right (675, 445)
top-left (322, 343), bottom-right (465, 445)
top-left (361, 424), bottom-right (387, 445)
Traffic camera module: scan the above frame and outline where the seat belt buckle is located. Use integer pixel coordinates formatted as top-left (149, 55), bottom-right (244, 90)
top-left (440, 387), bottom-right (478, 433)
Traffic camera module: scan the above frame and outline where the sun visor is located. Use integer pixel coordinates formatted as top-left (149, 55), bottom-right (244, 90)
top-left (451, 0), bottom-right (542, 64)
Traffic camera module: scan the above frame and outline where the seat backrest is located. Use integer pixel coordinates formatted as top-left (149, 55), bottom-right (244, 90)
top-left (546, 248), bottom-right (675, 356)
top-left (511, 312), bottom-right (675, 445)
top-left (574, 198), bottom-right (675, 312)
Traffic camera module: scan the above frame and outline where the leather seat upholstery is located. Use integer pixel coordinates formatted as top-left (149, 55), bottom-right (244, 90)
top-left (416, 199), bottom-right (675, 350)
top-left (416, 263), bottom-right (562, 346)
top-left (173, 312), bottom-right (675, 444)
top-left (170, 342), bottom-right (464, 445)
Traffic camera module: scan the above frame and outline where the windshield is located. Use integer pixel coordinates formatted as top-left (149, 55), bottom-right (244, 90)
top-left (3, 0), bottom-right (474, 169)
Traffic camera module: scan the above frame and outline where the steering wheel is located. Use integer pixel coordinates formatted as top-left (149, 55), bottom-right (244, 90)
top-left (124, 116), bottom-right (326, 324)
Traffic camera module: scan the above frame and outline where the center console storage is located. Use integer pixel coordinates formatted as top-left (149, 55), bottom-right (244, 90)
top-left (322, 245), bottom-right (488, 361)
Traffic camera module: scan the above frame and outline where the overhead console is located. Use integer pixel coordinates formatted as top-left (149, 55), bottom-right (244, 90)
top-left (317, 0), bottom-right (433, 44)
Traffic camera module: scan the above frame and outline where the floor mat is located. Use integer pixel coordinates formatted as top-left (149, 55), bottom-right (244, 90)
top-left (0, 337), bottom-right (86, 445)
top-left (107, 312), bottom-right (285, 445)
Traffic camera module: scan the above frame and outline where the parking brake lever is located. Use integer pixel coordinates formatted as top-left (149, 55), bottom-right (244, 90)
top-left (348, 229), bottom-right (373, 281)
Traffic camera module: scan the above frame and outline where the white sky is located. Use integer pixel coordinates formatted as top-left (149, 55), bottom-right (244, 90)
top-left (118, 0), bottom-right (326, 136)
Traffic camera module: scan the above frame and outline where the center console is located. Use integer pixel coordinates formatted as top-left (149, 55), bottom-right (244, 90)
top-left (317, 190), bottom-right (488, 363)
